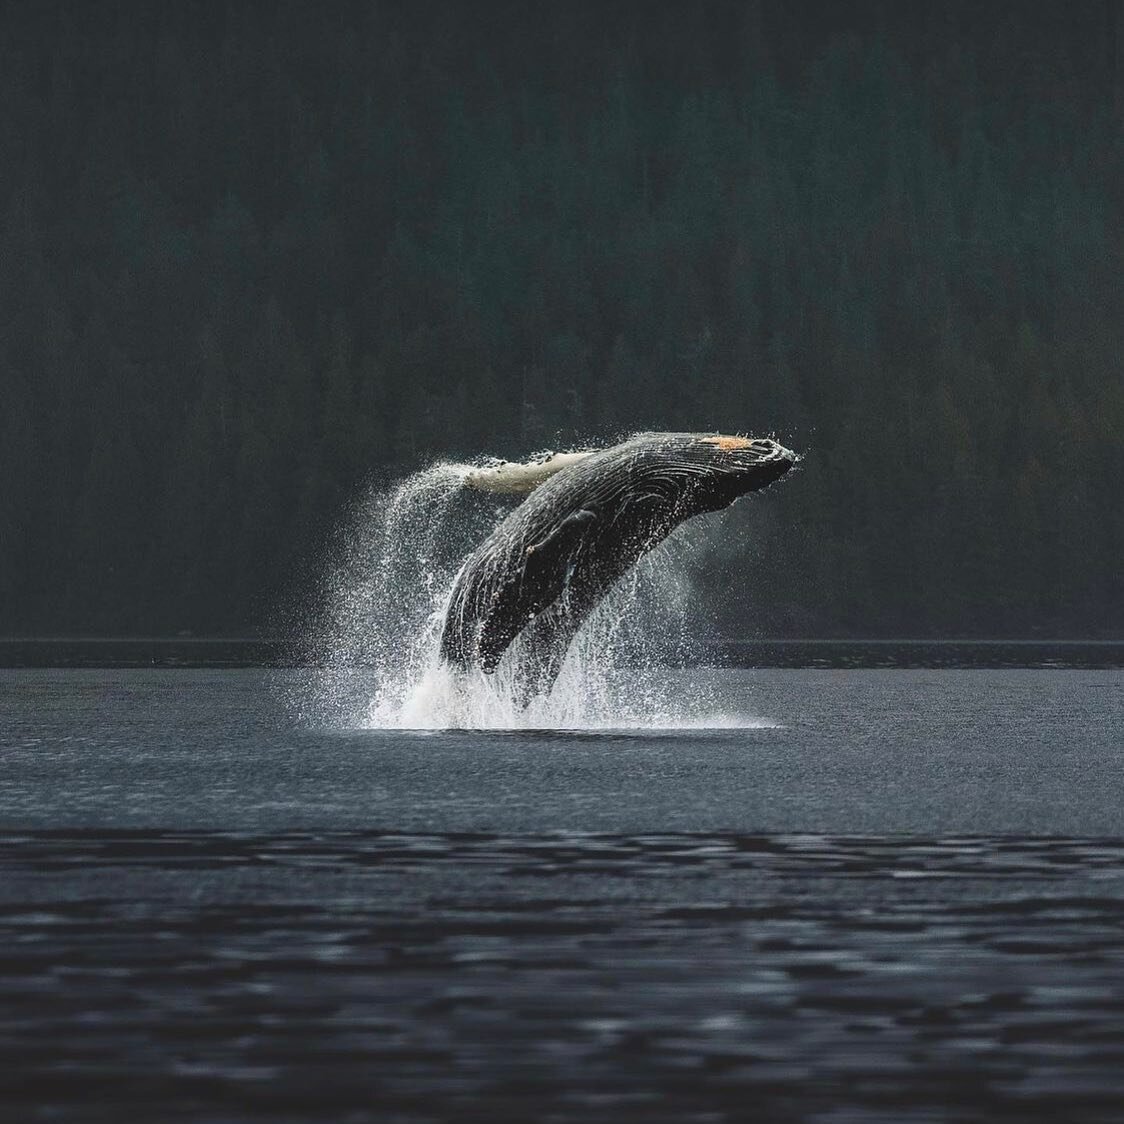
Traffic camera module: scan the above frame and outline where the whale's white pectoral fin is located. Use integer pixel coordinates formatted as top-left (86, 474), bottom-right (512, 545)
top-left (464, 450), bottom-right (596, 495)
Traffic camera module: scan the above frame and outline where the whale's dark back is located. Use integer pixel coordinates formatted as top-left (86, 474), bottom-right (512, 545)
top-left (439, 432), bottom-right (794, 698)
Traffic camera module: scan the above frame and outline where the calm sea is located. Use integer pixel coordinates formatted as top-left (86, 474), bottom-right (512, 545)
top-left (1, 662), bottom-right (1122, 1122)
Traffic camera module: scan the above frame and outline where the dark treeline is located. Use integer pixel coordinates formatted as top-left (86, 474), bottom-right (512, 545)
top-left (1, 0), bottom-right (1122, 637)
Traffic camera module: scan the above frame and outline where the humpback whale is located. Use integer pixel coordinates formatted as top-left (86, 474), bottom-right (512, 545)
top-left (441, 432), bottom-right (796, 702)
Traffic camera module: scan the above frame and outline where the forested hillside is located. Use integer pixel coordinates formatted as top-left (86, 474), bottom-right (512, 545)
top-left (1, 1), bottom-right (1122, 637)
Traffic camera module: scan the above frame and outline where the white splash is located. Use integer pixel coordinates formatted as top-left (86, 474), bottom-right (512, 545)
top-left (300, 461), bottom-right (772, 730)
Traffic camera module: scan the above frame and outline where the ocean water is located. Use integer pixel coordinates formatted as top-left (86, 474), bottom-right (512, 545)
top-left (1, 666), bottom-right (1122, 1122)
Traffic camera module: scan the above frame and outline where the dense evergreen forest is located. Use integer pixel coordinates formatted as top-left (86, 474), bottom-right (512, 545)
top-left (1, 0), bottom-right (1121, 638)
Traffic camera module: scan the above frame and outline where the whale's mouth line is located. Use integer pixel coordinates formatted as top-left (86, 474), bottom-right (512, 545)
top-left (465, 434), bottom-right (797, 497)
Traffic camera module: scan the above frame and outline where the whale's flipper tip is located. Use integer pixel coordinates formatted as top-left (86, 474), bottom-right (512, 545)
top-left (464, 449), bottom-right (597, 495)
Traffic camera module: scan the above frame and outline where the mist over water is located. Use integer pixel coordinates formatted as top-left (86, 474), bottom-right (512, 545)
top-left (298, 461), bottom-right (770, 731)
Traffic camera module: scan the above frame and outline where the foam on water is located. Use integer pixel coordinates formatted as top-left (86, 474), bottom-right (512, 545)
top-left (301, 461), bottom-right (772, 730)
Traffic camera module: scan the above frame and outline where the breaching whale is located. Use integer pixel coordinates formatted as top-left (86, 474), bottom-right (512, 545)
top-left (440, 431), bottom-right (797, 703)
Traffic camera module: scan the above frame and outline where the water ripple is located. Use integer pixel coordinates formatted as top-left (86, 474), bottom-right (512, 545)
top-left (0, 831), bottom-right (1121, 1122)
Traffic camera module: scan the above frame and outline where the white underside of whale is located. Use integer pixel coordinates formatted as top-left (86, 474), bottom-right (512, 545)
top-left (464, 450), bottom-right (596, 494)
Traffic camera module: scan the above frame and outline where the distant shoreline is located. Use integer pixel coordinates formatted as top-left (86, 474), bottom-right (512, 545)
top-left (2, 638), bottom-right (1122, 670)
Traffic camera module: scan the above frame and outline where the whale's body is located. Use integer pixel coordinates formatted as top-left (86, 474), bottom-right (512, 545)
top-left (440, 432), bottom-right (796, 702)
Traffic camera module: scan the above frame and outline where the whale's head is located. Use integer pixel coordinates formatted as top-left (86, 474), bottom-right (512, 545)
top-left (631, 432), bottom-right (798, 513)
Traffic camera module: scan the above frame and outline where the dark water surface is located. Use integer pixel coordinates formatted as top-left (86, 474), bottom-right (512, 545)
top-left (4, 637), bottom-right (1124, 669)
top-left (1, 668), bottom-right (1122, 1122)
